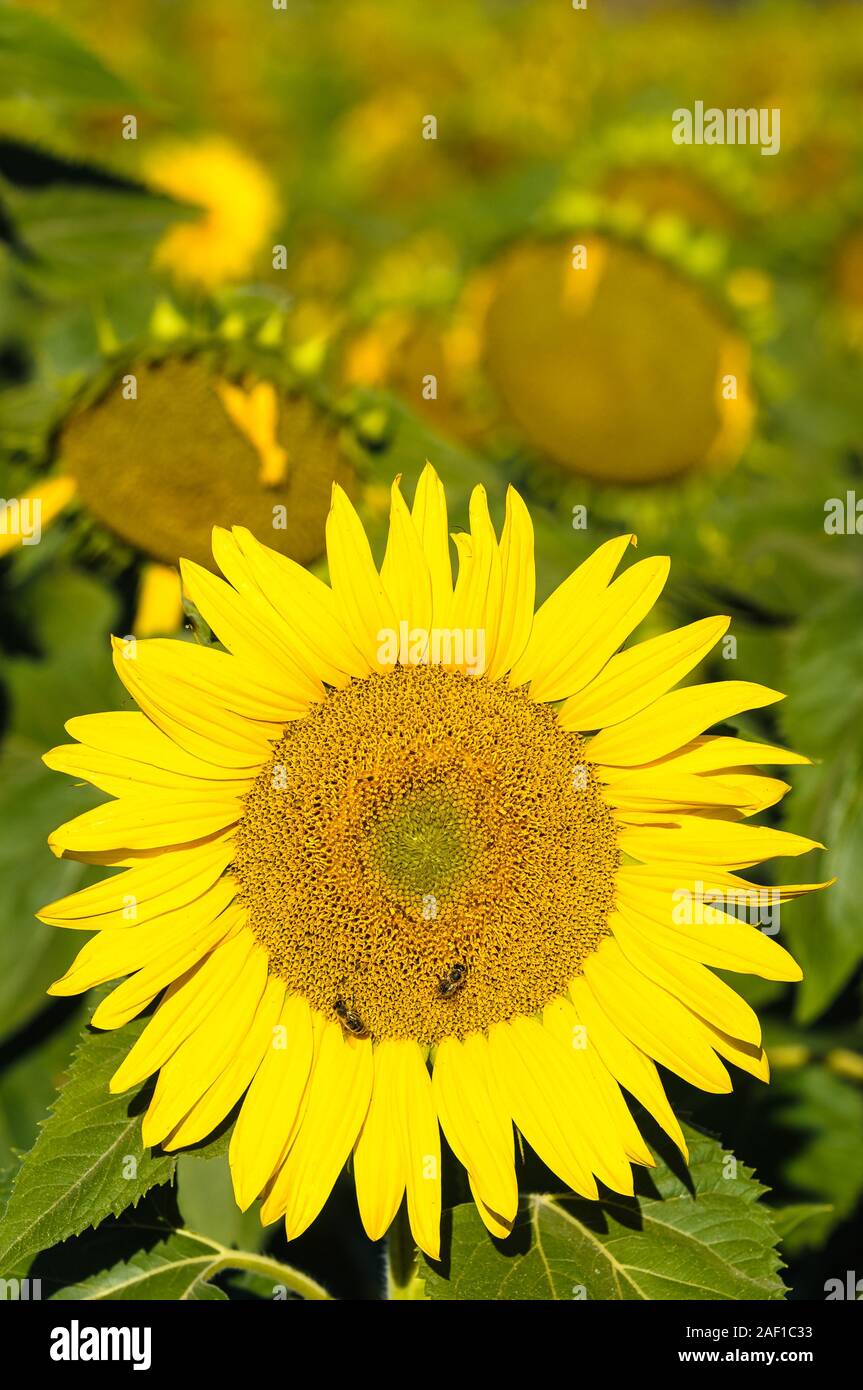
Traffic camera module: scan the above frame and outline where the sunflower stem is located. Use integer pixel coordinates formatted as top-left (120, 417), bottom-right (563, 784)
top-left (386, 1202), bottom-right (426, 1300)
top-left (208, 1247), bottom-right (333, 1301)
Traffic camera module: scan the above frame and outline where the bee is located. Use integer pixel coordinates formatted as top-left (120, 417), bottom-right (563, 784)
top-left (437, 962), bottom-right (467, 1000)
top-left (334, 997), bottom-right (369, 1038)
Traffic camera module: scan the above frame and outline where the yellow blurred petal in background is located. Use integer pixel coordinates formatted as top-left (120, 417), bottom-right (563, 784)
top-left (0, 475), bottom-right (77, 559)
top-left (144, 135), bottom-right (278, 288)
top-left (134, 562), bottom-right (183, 637)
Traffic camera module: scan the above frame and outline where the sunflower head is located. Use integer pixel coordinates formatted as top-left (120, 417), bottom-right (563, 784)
top-left (40, 466), bottom-right (828, 1259)
top-left (57, 350), bottom-right (352, 571)
top-left (482, 234), bottom-right (754, 485)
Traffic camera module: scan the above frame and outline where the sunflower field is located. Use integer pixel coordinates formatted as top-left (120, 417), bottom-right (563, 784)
top-left (0, 0), bottom-right (862, 1337)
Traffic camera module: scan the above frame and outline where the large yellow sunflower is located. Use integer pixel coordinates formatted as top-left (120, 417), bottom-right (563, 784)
top-left (39, 466), bottom-right (827, 1261)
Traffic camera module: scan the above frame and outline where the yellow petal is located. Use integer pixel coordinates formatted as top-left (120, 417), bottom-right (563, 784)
top-left (598, 734), bottom-right (811, 779)
top-left (276, 1021), bottom-right (373, 1241)
top-left (216, 380), bottom-right (287, 486)
top-left (134, 563), bottom-right (183, 638)
top-left (510, 534), bottom-right (635, 689)
top-left (37, 838), bottom-right (233, 927)
top-left (353, 1040), bottom-right (407, 1241)
top-left (258, 1013), bottom-right (327, 1224)
top-left (487, 1016), bottom-right (599, 1198)
top-left (615, 861), bottom-right (831, 904)
top-left (232, 525), bottom-right (368, 685)
top-left (64, 712), bottom-right (248, 780)
top-left (396, 1040), bottom-right (442, 1261)
top-left (43, 742), bottom-right (253, 800)
top-left (696, 1017), bottom-right (770, 1082)
top-left (326, 485), bottom-right (396, 669)
top-left (468, 1176), bottom-right (515, 1239)
top-left (0, 475), bottom-right (76, 557)
top-left (559, 616), bottom-right (730, 731)
top-left (587, 682), bottom-right (784, 767)
top-left (432, 1033), bottom-right (517, 1223)
top-left (606, 768), bottom-right (786, 816)
top-left (92, 901), bottom-right (245, 1030)
top-left (380, 478), bottom-right (433, 646)
top-left (610, 914), bottom-right (762, 1046)
top-left (449, 485), bottom-right (500, 675)
top-left (108, 924), bottom-right (256, 1090)
top-left (120, 634), bottom-right (303, 724)
top-left (582, 940), bottom-right (733, 1094)
top-left (543, 996), bottom-right (653, 1169)
top-left (164, 975), bottom-right (286, 1149)
top-left (48, 793), bottom-right (243, 856)
top-left (529, 555), bottom-right (670, 704)
top-left (485, 487), bottom-right (535, 682)
top-left (411, 463), bottom-right (453, 628)
top-left (537, 998), bottom-right (637, 1191)
top-left (112, 637), bottom-right (279, 768)
top-left (613, 883), bottom-right (803, 982)
top-left (618, 816), bottom-right (823, 870)
top-left (229, 993), bottom-right (315, 1211)
top-left (180, 557), bottom-right (323, 704)
top-left (568, 975), bottom-right (687, 1157)
top-left (49, 875), bottom-right (238, 995)
top-left (142, 941), bottom-right (269, 1145)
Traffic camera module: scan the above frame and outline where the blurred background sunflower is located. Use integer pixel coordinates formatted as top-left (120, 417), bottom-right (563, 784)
top-left (1, 0), bottom-right (862, 1304)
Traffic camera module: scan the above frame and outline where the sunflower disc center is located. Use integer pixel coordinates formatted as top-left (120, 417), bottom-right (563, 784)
top-left (233, 664), bottom-right (619, 1044)
top-left (368, 789), bottom-right (475, 896)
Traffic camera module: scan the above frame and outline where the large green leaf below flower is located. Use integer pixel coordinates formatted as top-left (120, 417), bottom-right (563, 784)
top-left (422, 1126), bottom-right (785, 1301)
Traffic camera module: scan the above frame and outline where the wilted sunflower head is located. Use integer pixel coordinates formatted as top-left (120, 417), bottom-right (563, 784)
top-left (482, 235), bottom-right (753, 485)
top-left (40, 466), bottom-right (827, 1259)
top-left (57, 353), bottom-right (352, 571)
top-left (144, 135), bottom-right (278, 288)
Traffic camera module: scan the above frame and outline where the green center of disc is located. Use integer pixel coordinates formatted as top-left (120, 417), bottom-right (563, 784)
top-left (367, 790), bottom-right (475, 896)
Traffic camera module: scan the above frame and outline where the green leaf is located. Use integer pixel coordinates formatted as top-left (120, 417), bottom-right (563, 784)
top-left (50, 1224), bottom-right (337, 1301)
top-left (772, 1066), bottom-right (863, 1246)
top-left (421, 1125), bottom-right (785, 1300)
top-left (0, 567), bottom-right (122, 1041)
top-left (770, 1204), bottom-right (834, 1248)
top-left (0, 1014), bottom-right (175, 1278)
top-left (1, 179), bottom-right (192, 298)
top-left (0, 738), bottom-right (102, 1042)
top-left (0, 1003), bottom-right (85, 1169)
top-left (0, 7), bottom-right (135, 109)
top-left (780, 587), bottom-right (863, 1020)
top-left (51, 1226), bottom-right (230, 1301)
top-left (38, 1190), bottom-right (332, 1302)
top-left (4, 566), bottom-right (121, 748)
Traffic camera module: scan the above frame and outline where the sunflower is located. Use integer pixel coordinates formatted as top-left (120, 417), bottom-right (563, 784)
top-left (8, 337), bottom-right (353, 637)
top-left (482, 235), bottom-right (754, 484)
top-left (39, 466), bottom-right (827, 1261)
top-left (58, 355), bottom-right (348, 574)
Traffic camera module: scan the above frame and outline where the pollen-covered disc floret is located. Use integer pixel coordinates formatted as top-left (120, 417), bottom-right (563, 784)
top-left (233, 664), bottom-right (619, 1043)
